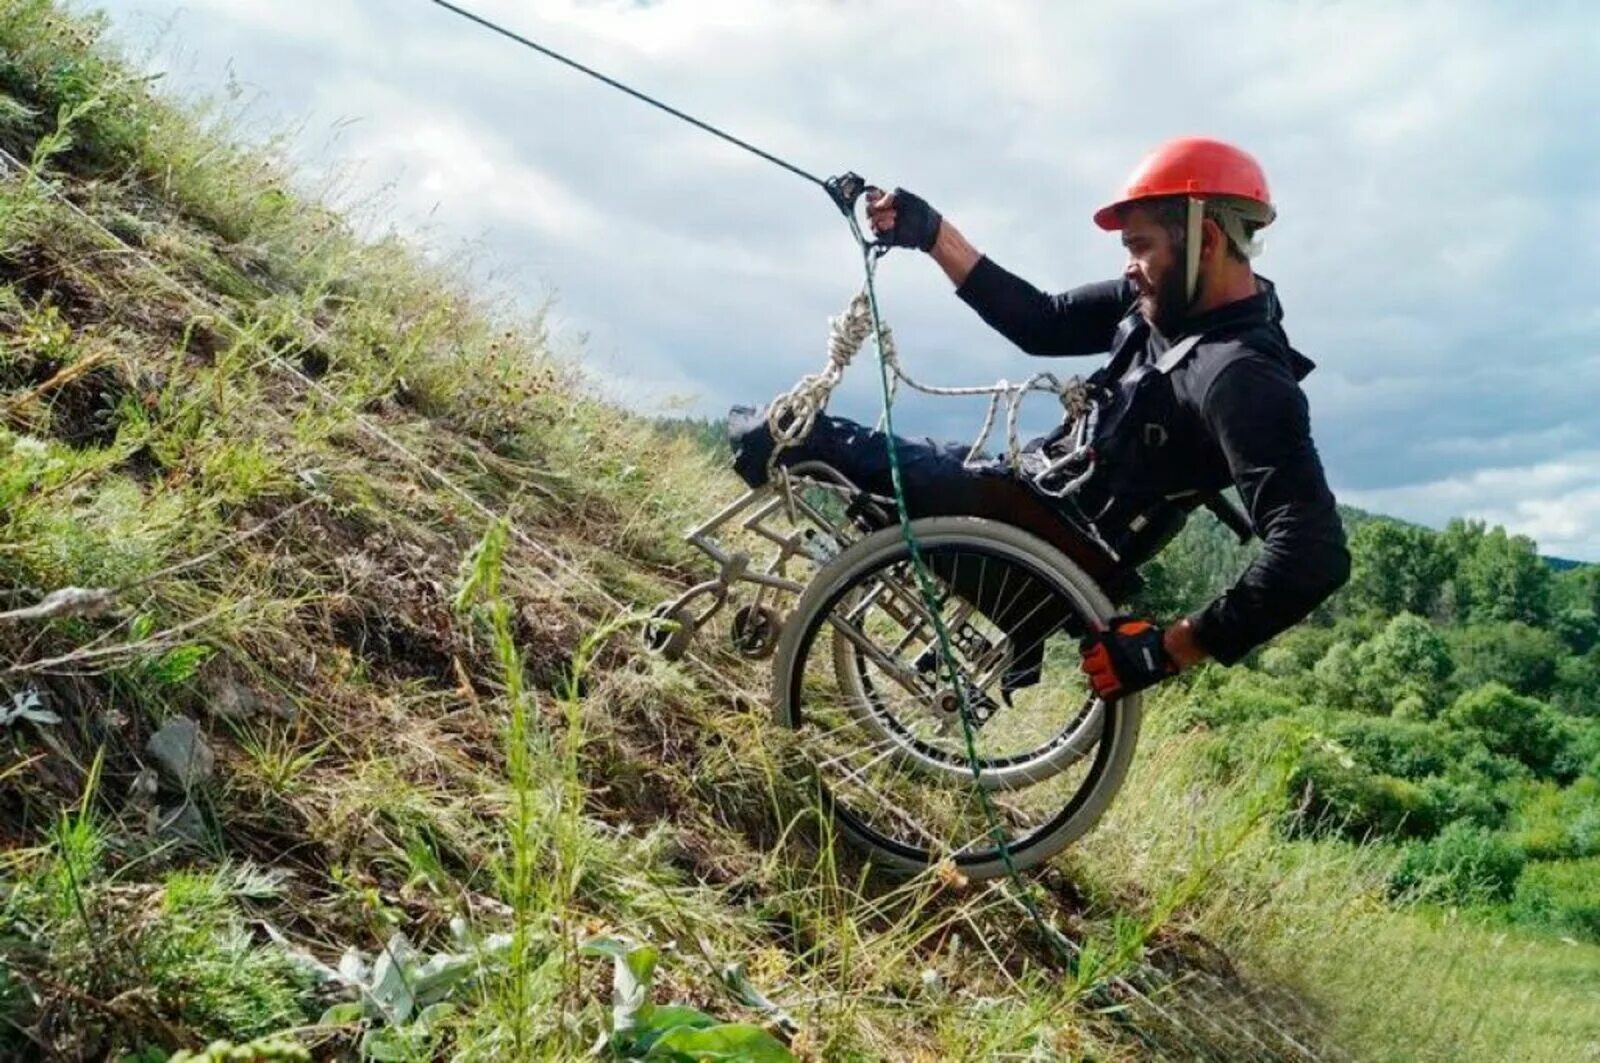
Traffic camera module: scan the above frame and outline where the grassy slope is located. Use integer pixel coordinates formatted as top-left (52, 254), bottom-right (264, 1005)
top-left (0, 3), bottom-right (1595, 1059)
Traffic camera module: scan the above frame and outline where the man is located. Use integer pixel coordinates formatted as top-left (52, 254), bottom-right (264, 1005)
top-left (731, 137), bottom-right (1348, 701)
top-left (864, 137), bottom-right (1349, 700)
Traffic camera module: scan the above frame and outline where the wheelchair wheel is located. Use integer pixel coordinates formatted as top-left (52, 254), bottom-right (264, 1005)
top-left (770, 516), bottom-right (1142, 880)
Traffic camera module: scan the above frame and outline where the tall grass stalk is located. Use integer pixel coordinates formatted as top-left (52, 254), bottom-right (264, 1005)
top-left (456, 520), bottom-right (549, 1055)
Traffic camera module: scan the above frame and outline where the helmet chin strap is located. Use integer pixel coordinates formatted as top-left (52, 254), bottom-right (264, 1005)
top-left (1184, 195), bottom-right (1205, 305)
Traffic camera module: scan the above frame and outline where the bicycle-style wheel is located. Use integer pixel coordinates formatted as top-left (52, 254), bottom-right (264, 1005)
top-left (770, 516), bottom-right (1142, 880)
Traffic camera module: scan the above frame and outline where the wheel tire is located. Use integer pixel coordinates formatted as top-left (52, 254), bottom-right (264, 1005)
top-left (642, 603), bottom-right (695, 661)
top-left (730, 604), bottom-right (782, 660)
top-left (770, 516), bottom-right (1143, 881)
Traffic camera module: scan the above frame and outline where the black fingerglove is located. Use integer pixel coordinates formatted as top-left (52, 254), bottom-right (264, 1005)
top-left (882, 188), bottom-right (943, 252)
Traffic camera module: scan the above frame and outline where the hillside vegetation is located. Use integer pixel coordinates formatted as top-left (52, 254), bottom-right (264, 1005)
top-left (0, 4), bottom-right (1597, 1060)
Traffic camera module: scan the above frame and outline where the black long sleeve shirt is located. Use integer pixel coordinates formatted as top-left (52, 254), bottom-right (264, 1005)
top-left (956, 256), bottom-right (1350, 664)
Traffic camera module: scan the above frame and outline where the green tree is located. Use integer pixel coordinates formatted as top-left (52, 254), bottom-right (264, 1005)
top-left (1554, 647), bottom-right (1600, 718)
top-left (1555, 564), bottom-right (1600, 614)
top-left (1552, 607), bottom-right (1600, 655)
top-left (1313, 640), bottom-right (1360, 709)
top-left (1345, 520), bottom-right (1451, 617)
top-left (1449, 621), bottom-right (1568, 699)
top-left (1455, 525), bottom-right (1553, 625)
top-left (1352, 613), bottom-right (1454, 715)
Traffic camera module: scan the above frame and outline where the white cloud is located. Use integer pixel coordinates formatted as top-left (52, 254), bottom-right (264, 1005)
top-left (1343, 452), bottom-right (1600, 560)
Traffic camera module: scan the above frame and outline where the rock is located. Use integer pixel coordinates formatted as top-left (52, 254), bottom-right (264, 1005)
top-left (129, 767), bottom-right (159, 802)
top-left (205, 673), bottom-right (296, 723)
top-left (145, 716), bottom-right (215, 788)
top-left (155, 800), bottom-right (208, 846)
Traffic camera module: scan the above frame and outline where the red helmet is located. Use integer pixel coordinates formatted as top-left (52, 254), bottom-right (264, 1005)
top-left (1093, 137), bottom-right (1274, 231)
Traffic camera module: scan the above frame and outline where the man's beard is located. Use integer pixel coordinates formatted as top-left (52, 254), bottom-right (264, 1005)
top-left (1140, 260), bottom-right (1193, 336)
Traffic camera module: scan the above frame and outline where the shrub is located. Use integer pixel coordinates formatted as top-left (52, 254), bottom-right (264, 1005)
top-left (1183, 672), bottom-right (1305, 728)
top-left (1388, 822), bottom-right (1526, 904)
top-left (1507, 778), bottom-right (1600, 860)
top-left (1259, 622), bottom-right (1343, 674)
top-left (1508, 857), bottom-right (1600, 942)
top-left (134, 868), bottom-right (312, 1038)
top-left (1314, 615), bottom-right (1453, 716)
top-left (1286, 747), bottom-right (1442, 841)
top-left (1356, 614), bottom-right (1454, 715)
top-left (1330, 715), bottom-right (1465, 779)
top-left (1553, 647), bottom-right (1600, 717)
top-left (1442, 683), bottom-right (1577, 780)
top-left (1312, 640), bottom-right (1360, 709)
top-left (1449, 621), bottom-right (1567, 698)
top-left (1552, 607), bottom-right (1599, 655)
top-left (1415, 775), bottom-right (1507, 831)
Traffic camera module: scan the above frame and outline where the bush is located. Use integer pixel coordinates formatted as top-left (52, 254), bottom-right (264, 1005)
top-left (1389, 822), bottom-right (1526, 904)
top-left (1442, 683), bottom-right (1577, 780)
top-left (1552, 607), bottom-right (1599, 655)
top-left (1449, 621), bottom-right (1568, 698)
top-left (1286, 747), bottom-right (1442, 841)
top-left (1415, 775), bottom-right (1508, 831)
top-left (1314, 615), bottom-right (1453, 716)
top-left (1553, 647), bottom-right (1600, 717)
top-left (135, 869), bottom-right (312, 1038)
top-left (1507, 778), bottom-right (1600, 860)
top-left (1509, 857), bottom-right (1600, 941)
top-left (1183, 671), bottom-right (1305, 728)
top-left (1330, 715), bottom-right (1466, 779)
top-left (1259, 622), bottom-right (1343, 674)
top-left (1312, 640), bottom-right (1360, 709)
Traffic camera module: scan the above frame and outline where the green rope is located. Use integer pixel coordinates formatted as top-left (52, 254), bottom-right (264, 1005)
top-left (848, 225), bottom-right (1081, 971)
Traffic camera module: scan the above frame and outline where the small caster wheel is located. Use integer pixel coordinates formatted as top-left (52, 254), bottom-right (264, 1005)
top-left (730, 604), bottom-right (781, 660)
top-left (643, 603), bottom-right (695, 661)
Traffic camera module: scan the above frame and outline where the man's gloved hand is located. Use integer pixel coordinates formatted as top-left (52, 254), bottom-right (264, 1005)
top-left (865, 187), bottom-right (943, 251)
top-left (1079, 616), bottom-right (1178, 700)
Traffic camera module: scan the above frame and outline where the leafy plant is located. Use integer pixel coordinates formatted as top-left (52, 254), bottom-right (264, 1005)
top-left (1509, 857), bottom-right (1600, 941)
top-left (582, 936), bottom-right (794, 1062)
top-left (1388, 821), bottom-right (1526, 905)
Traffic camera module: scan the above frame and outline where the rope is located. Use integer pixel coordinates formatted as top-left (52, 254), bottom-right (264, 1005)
top-left (763, 291), bottom-right (879, 476)
top-left (764, 287), bottom-right (1091, 474)
top-left (430, 0), bottom-right (828, 191)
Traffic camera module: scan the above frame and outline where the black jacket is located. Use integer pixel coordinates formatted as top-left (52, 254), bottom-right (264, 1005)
top-left (956, 256), bottom-right (1350, 664)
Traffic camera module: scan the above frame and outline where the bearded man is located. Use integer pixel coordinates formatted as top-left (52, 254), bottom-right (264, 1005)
top-left (732, 137), bottom-right (1349, 700)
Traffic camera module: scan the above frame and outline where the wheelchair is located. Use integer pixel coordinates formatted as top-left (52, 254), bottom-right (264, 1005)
top-left (642, 452), bottom-right (1197, 880)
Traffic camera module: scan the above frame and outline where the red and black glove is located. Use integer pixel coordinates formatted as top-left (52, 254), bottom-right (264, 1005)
top-left (1079, 617), bottom-right (1177, 700)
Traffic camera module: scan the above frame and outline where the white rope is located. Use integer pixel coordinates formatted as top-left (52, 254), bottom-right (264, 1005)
top-left (763, 291), bottom-right (878, 475)
top-left (765, 289), bottom-right (1092, 474)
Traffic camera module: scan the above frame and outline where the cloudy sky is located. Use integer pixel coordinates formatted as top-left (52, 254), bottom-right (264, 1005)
top-left (92, 0), bottom-right (1600, 559)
